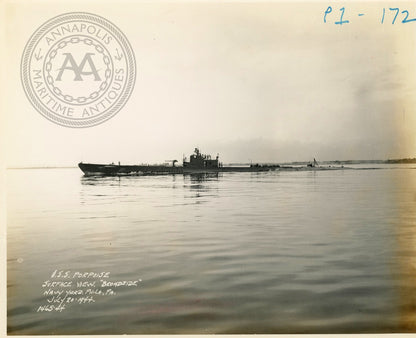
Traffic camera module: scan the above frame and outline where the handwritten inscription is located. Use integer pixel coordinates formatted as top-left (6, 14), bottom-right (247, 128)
top-left (324, 6), bottom-right (416, 25)
top-left (36, 270), bottom-right (141, 312)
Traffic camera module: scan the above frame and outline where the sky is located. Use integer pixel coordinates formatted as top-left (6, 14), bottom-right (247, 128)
top-left (3, 1), bottom-right (416, 166)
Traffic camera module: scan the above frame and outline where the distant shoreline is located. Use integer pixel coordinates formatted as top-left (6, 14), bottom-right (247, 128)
top-left (7, 166), bottom-right (77, 170)
top-left (385, 158), bottom-right (416, 164)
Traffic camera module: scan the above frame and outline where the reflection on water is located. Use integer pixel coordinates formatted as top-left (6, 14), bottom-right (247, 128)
top-left (7, 166), bottom-right (416, 334)
top-left (184, 173), bottom-right (219, 200)
top-left (81, 173), bottom-right (220, 185)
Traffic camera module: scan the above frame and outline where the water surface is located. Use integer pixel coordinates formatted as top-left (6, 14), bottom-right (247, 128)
top-left (7, 165), bottom-right (416, 334)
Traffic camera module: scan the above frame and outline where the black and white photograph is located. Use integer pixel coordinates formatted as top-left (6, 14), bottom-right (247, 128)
top-left (2, 0), bottom-right (416, 335)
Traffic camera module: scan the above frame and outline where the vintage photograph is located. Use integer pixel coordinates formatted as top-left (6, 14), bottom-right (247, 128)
top-left (3, 0), bottom-right (416, 335)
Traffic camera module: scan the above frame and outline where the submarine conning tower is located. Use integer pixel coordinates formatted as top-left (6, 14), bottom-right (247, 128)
top-left (183, 148), bottom-right (220, 168)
